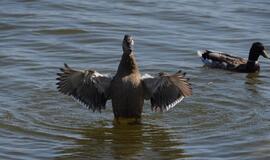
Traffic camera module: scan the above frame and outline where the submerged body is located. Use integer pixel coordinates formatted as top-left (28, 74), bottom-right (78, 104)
top-left (197, 42), bottom-right (269, 73)
top-left (56, 35), bottom-right (192, 122)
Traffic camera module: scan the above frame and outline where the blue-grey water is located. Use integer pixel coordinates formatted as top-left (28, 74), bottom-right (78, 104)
top-left (1, 0), bottom-right (270, 159)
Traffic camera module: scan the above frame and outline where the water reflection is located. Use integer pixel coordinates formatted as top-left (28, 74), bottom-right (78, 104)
top-left (245, 72), bottom-right (260, 94)
top-left (55, 122), bottom-right (188, 160)
top-left (246, 72), bottom-right (260, 80)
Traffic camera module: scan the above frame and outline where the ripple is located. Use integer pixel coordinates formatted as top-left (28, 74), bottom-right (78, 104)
top-left (0, 23), bottom-right (17, 31)
top-left (0, 0), bottom-right (270, 159)
top-left (36, 28), bottom-right (88, 35)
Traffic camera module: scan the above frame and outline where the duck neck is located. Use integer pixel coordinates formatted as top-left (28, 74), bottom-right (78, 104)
top-left (247, 51), bottom-right (259, 71)
top-left (116, 51), bottom-right (139, 75)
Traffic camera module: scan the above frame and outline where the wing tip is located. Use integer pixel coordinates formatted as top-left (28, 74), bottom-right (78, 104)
top-left (152, 96), bottom-right (185, 112)
top-left (165, 96), bottom-right (185, 111)
top-left (64, 63), bottom-right (69, 68)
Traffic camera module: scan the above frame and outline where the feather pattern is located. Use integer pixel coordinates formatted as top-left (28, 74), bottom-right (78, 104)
top-left (142, 71), bottom-right (192, 111)
top-left (56, 63), bottom-right (112, 112)
top-left (197, 50), bottom-right (247, 70)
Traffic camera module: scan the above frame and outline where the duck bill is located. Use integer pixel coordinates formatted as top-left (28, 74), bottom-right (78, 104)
top-left (261, 50), bottom-right (270, 59)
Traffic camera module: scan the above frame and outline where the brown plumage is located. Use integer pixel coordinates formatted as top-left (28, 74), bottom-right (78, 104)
top-left (56, 64), bottom-right (111, 112)
top-left (197, 42), bottom-right (269, 73)
top-left (56, 35), bottom-right (192, 120)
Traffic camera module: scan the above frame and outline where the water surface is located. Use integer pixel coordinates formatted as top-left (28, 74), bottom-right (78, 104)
top-left (1, 0), bottom-right (270, 159)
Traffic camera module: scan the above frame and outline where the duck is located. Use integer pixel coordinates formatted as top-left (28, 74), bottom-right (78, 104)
top-left (197, 42), bottom-right (269, 73)
top-left (56, 35), bottom-right (192, 123)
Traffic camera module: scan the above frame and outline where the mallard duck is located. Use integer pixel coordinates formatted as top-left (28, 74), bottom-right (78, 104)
top-left (197, 42), bottom-right (269, 73)
top-left (56, 35), bottom-right (192, 122)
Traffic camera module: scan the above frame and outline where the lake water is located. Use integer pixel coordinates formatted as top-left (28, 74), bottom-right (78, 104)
top-left (1, 0), bottom-right (270, 159)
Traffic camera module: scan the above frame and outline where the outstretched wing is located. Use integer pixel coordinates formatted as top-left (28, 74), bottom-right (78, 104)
top-left (56, 63), bottom-right (112, 112)
top-left (142, 71), bottom-right (192, 111)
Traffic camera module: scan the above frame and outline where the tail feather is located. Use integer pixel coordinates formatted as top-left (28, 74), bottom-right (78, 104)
top-left (197, 50), bottom-right (212, 65)
top-left (197, 50), bottom-right (203, 58)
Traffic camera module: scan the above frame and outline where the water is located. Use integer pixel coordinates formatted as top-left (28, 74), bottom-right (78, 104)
top-left (1, 0), bottom-right (270, 159)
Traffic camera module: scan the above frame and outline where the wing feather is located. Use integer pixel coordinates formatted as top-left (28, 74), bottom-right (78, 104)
top-left (56, 64), bottom-right (112, 112)
top-left (142, 71), bottom-right (192, 111)
top-left (198, 50), bottom-right (247, 69)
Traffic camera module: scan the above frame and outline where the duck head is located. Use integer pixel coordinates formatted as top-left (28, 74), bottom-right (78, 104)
top-left (248, 42), bottom-right (270, 61)
top-left (122, 35), bottom-right (134, 54)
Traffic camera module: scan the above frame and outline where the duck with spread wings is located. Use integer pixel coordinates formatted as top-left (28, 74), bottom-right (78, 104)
top-left (56, 35), bottom-right (192, 122)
